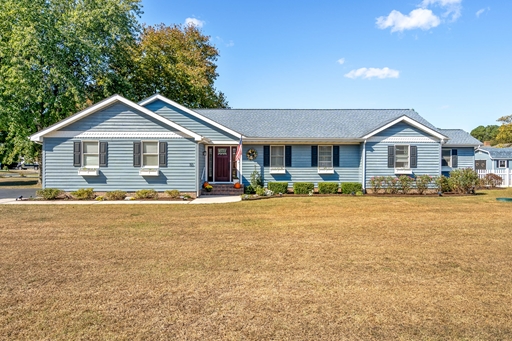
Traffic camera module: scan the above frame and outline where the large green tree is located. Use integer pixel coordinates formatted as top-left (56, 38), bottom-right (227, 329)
top-left (470, 125), bottom-right (499, 144)
top-left (130, 24), bottom-right (228, 108)
top-left (0, 0), bottom-right (142, 163)
top-left (495, 115), bottom-right (512, 144)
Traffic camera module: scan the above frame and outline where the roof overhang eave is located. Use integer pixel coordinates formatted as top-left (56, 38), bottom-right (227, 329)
top-left (242, 137), bottom-right (364, 144)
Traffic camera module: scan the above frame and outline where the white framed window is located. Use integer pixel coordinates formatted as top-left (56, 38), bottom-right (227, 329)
top-left (394, 145), bottom-right (412, 174)
top-left (318, 145), bottom-right (334, 174)
top-left (142, 141), bottom-right (159, 167)
top-left (442, 148), bottom-right (451, 167)
top-left (82, 141), bottom-right (99, 168)
top-left (498, 160), bottom-right (507, 168)
top-left (270, 145), bottom-right (285, 174)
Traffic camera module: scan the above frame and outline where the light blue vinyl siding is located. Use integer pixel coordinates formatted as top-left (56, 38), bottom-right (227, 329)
top-left (365, 123), bottom-right (441, 187)
top-left (143, 100), bottom-right (238, 142)
top-left (241, 144), bottom-right (361, 187)
top-left (43, 137), bottom-right (197, 192)
top-left (475, 150), bottom-right (496, 170)
top-left (442, 147), bottom-right (475, 173)
top-left (62, 103), bottom-right (172, 132)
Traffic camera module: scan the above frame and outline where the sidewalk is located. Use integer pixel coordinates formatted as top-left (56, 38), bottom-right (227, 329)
top-left (0, 195), bottom-right (241, 205)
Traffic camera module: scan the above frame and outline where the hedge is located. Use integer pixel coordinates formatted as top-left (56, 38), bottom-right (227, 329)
top-left (318, 182), bottom-right (339, 194)
top-left (341, 182), bottom-right (362, 194)
top-left (268, 182), bottom-right (288, 194)
top-left (293, 182), bottom-right (314, 194)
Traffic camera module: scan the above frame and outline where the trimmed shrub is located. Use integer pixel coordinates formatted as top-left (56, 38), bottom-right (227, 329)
top-left (398, 175), bottom-right (414, 194)
top-left (165, 189), bottom-right (181, 199)
top-left (341, 182), bottom-right (362, 194)
top-left (434, 175), bottom-right (452, 193)
top-left (369, 176), bottom-right (385, 194)
top-left (244, 185), bottom-right (256, 194)
top-left (268, 182), bottom-right (288, 194)
top-left (106, 190), bottom-right (127, 200)
top-left (71, 188), bottom-right (95, 200)
top-left (415, 174), bottom-right (433, 195)
top-left (255, 186), bottom-right (266, 196)
top-left (318, 182), bottom-right (339, 194)
top-left (384, 176), bottom-right (399, 194)
top-left (36, 188), bottom-right (63, 200)
top-left (293, 182), bottom-right (314, 194)
top-left (449, 168), bottom-right (479, 194)
top-left (135, 189), bottom-right (159, 199)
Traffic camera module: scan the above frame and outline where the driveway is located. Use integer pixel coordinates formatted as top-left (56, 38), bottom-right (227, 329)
top-left (0, 188), bottom-right (38, 199)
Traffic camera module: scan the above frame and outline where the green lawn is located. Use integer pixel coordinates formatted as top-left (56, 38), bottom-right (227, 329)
top-left (1, 190), bottom-right (511, 340)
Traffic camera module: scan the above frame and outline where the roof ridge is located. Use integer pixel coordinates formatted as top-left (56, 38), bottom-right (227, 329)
top-left (196, 108), bottom-right (414, 111)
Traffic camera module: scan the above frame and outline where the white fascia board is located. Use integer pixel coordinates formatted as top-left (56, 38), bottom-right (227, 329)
top-left (362, 116), bottom-right (448, 141)
top-left (29, 95), bottom-right (204, 142)
top-left (138, 94), bottom-right (242, 139)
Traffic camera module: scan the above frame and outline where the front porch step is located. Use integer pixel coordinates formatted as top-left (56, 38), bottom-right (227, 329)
top-left (201, 184), bottom-right (244, 196)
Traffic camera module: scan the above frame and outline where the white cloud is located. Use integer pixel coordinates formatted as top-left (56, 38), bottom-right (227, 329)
top-left (420, 0), bottom-right (462, 21)
top-left (337, 58), bottom-right (345, 65)
top-left (376, 8), bottom-right (440, 32)
top-left (185, 18), bottom-right (205, 28)
top-left (344, 67), bottom-right (400, 79)
top-left (476, 7), bottom-right (489, 18)
top-left (226, 40), bottom-right (235, 47)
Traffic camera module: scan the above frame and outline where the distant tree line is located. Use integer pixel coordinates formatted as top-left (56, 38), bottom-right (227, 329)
top-left (471, 115), bottom-right (512, 146)
top-left (0, 0), bottom-right (227, 165)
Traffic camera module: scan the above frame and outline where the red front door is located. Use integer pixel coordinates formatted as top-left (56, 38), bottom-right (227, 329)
top-left (214, 147), bottom-right (230, 182)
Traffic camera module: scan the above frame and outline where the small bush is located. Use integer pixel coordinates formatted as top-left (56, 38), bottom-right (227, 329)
top-left (415, 174), bottom-right (433, 195)
top-left (355, 191), bottom-right (364, 196)
top-left (449, 168), bottom-right (479, 194)
top-left (482, 173), bottom-right (502, 188)
top-left (293, 182), bottom-right (314, 194)
top-left (341, 182), bottom-right (362, 194)
top-left (135, 189), bottom-right (159, 199)
top-left (255, 186), bottom-right (266, 196)
top-left (369, 176), bottom-right (385, 194)
top-left (318, 182), bottom-right (339, 194)
top-left (398, 175), bottom-right (414, 194)
top-left (165, 189), bottom-right (181, 199)
top-left (268, 182), bottom-right (288, 194)
top-left (71, 188), bottom-right (95, 200)
top-left (244, 185), bottom-right (256, 194)
top-left (95, 196), bottom-right (104, 201)
top-left (36, 188), bottom-right (63, 200)
top-left (106, 190), bottom-right (127, 200)
top-left (384, 176), bottom-right (399, 194)
top-left (434, 175), bottom-right (452, 193)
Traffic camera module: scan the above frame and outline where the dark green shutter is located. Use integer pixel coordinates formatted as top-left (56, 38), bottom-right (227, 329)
top-left (451, 149), bottom-right (458, 168)
top-left (133, 142), bottom-right (141, 167)
top-left (410, 146), bottom-right (417, 168)
top-left (311, 146), bottom-right (318, 167)
top-left (159, 142), bottom-right (167, 167)
top-left (263, 146), bottom-right (270, 167)
top-left (73, 141), bottom-right (81, 167)
top-left (387, 146), bottom-right (394, 168)
top-left (99, 142), bottom-right (108, 167)
top-left (333, 146), bottom-right (340, 167)
top-left (285, 146), bottom-right (292, 167)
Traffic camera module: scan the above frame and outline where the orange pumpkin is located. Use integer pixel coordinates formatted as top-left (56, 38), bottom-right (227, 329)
top-left (234, 182), bottom-right (241, 189)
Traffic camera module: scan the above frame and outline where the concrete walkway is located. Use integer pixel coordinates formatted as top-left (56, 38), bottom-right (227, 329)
top-left (0, 195), bottom-right (241, 205)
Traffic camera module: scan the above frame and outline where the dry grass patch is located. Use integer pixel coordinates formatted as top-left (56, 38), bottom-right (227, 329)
top-left (1, 189), bottom-right (512, 340)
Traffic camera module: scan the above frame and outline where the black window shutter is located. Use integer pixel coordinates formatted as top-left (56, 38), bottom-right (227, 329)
top-left (410, 146), bottom-right (418, 168)
top-left (311, 146), bottom-right (318, 167)
top-left (133, 142), bottom-right (141, 167)
top-left (285, 146), bottom-right (292, 167)
top-left (451, 149), bottom-right (458, 168)
top-left (387, 146), bottom-right (394, 168)
top-left (159, 141), bottom-right (167, 167)
top-left (73, 141), bottom-right (81, 167)
top-left (263, 146), bottom-right (270, 167)
top-left (333, 146), bottom-right (340, 167)
top-left (99, 142), bottom-right (108, 167)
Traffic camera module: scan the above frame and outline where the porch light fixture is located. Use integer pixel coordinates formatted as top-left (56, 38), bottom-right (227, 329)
top-left (203, 151), bottom-right (207, 156)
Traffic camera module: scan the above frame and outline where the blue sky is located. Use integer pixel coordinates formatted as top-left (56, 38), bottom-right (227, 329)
top-left (140, 0), bottom-right (511, 132)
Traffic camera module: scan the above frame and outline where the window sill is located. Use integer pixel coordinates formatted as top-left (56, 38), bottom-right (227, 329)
top-left (139, 168), bottom-right (160, 176)
top-left (78, 168), bottom-right (99, 176)
top-left (394, 168), bottom-right (413, 175)
top-left (318, 168), bottom-right (334, 174)
top-left (270, 169), bottom-right (286, 174)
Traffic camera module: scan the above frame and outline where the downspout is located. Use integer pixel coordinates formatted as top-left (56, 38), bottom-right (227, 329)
top-left (196, 143), bottom-right (200, 198)
top-left (362, 140), bottom-right (367, 191)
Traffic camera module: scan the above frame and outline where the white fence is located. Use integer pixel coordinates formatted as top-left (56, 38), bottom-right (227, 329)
top-left (477, 169), bottom-right (512, 187)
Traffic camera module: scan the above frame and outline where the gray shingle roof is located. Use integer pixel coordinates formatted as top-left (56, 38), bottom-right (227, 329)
top-left (438, 129), bottom-right (481, 146)
top-left (194, 109), bottom-right (441, 139)
top-left (478, 147), bottom-right (512, 159)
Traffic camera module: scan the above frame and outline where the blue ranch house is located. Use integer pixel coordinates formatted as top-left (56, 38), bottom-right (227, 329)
top-left (30, 94), bottom-right (482, 196)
